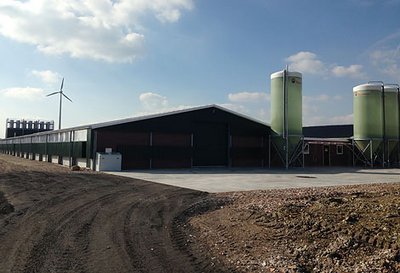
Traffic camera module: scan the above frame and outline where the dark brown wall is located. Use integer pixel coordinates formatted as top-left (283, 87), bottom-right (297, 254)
top-left (230, 136), bottom-right (267, 167)
top-left (304, 143), bottom-right (353, 167)
top-left (94, 107), bottom-right (270, 169)
top-left (152, 133), bottom-right (191, 146)
top-left (152, 133), bottom-right (192, 168)
top-left (96, 131), bottom-right (150, 169)
top-left (329, 144), bottom-right (352, 167)
top-left (97, 131), bottom-right (149, 152)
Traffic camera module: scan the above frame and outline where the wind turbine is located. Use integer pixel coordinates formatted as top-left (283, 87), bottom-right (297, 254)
top-left (46, 78), bottom-right (72, 130)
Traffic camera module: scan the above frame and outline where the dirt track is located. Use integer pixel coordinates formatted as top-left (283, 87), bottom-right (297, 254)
top-left (0, 154), bottom-right (223, 273)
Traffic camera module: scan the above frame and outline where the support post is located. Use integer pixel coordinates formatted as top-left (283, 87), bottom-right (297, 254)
top-left (69, 131), bottom-right (73, 167)
top-left (382, 85), bottom-right (386, 167)
top-left (190, 133), bottom-right (194, 168)
top-left (149, 132), bottom-right (153, 169)
top-left (268, 135), bottom-right (271, 168)
top-left (370, 140), bottom-right (373, 168)
top-left (398, 86), bottom-right (400, 168)
top-left (283, 68), bottom-right (289, 169)
top-left (302, 137), bottom-right (305, 168)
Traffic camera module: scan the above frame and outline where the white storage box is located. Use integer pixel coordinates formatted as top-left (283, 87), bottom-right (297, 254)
top-left (95, 152), bottom-right (122, 171)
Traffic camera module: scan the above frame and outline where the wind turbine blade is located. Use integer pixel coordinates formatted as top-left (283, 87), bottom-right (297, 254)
top-left (60, 78), bottom-right (64, 91)
top-left (63, 93), bottom-right (73, 102)
top-left (46, 91), bottom-right (60, 97)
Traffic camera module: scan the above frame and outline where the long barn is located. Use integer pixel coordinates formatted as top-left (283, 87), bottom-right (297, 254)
top-left (0, 105), bottom-right (270, 170)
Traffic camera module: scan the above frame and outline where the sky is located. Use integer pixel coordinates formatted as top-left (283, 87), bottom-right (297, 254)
top-left (1, 0), bottom-right (400, 138)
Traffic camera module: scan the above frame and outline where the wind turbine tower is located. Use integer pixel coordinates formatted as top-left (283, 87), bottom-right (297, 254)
top-left (46, 78), bottom-right (72, 130)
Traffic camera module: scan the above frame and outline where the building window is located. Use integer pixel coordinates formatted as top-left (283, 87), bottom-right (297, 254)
top-left (303, 143), bottom-right (310, 155)
top-left (337, 145), bottom-right (343, 155)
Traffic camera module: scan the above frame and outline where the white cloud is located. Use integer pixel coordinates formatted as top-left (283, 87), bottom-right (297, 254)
top-left (217, 103), bottom-right (268, 123)
top-left (304, 94), bottom-right (328, 102)
top-left (139, 92), bottom-right (168, 110)
top-left (257, 108), bottom-right (269, 122)
top-left (370, 49), bottom-right (391, 63)
top-left (304, 94), bottom-right (342, 103)
top-left (333, 95), bottom-right (343, 100)
top-left (328, 113), bottom-right (353, 124)
top-left (370, 49), bottom-right (400, 79)
top-left (137, 92), bottom-right (196, 116)
top-left (31, 70), bottom-right (61, 84)
top-left (228, 92), bottom-right (269, 102)
top-left (331, 64), bottom-right (365, 78)
top-left (156, 7), bottom-right (184, 23)
top-left (285, 51), bottom-right (325, 75)
top-left (218, 103), bottom-right (248, 114)
top-left (303, 101), bottom-right (319, 116)
top-left (365, 30), bottom-right (400, 80)
top-left (1, 87), bottom-right (44, 100)
top-left (350, 0), bottom-right (400, 6)
top-left (303, 94), bottom-right (349, 125)
top-left (223, 91), bottom-right (270, 123)
top-left (286, 51), bottom-right (365, 78)
top-left (304, 114), bottom-right (353, 126)
top-left (0, 0), bottom-right (193, 62)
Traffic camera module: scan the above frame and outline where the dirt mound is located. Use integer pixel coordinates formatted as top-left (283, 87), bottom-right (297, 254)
top-left (0, 192), bottom-right (14, 215)
top-left (0, 154), bottom-right (225, 273)
top-left (189, 184), bottom-right (400, 272)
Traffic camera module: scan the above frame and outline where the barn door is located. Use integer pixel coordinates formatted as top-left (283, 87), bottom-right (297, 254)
top-left (193, 122), bottom-right (228, 167)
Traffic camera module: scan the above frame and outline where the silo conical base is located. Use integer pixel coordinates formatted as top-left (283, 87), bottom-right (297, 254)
top-left (271, 135), bottom-right (303, 167)
top-left (354, 139), bottom-right (383, 166)
top-left (387, 140), bottom-right (398, 157)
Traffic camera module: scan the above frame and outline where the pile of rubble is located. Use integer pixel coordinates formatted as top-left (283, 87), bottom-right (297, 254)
top-left (188, 183), bottom-right (400, 272)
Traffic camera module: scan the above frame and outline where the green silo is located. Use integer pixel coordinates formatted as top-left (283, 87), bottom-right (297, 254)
top-left (353, 83), bottom-right (383, 155)
top-left (384, 85), bottom-right (399, 155)
top-left (270, 70), bottom-right (302, 166)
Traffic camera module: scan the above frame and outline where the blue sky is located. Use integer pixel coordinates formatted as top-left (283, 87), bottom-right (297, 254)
top-left (1, 0), bottom-right (400, 137)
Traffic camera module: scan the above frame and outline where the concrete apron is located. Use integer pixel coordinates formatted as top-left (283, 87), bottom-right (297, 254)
top-left (106, 167), bottom-right (400, 193)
